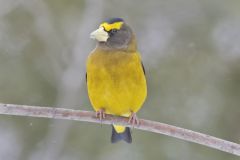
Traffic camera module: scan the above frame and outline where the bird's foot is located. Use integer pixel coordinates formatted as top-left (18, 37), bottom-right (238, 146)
top-left (96, 108), bottom-right (106, 122)
top-left (128, 112), bottom-right (140, 128)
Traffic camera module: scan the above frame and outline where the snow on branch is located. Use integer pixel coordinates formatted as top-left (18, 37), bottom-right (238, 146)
top-left (0, 103), bottom-right (239, 156)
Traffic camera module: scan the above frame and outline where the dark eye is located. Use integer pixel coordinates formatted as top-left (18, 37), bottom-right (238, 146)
top-left (111, 29), bottom-right (118, 33)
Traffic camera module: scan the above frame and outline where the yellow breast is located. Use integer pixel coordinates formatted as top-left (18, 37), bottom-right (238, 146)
top-left (86, 49), bottom-right (147, 116)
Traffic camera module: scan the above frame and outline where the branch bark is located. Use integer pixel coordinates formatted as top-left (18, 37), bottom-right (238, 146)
top-left (0, 103), bottom-right (239, 156)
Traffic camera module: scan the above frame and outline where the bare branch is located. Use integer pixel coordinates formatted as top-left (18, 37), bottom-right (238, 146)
top-left (0, 103), bottom-right (239, 156)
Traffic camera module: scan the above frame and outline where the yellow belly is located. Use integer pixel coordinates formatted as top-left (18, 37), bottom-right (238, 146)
top-left (86, 50), bottom-right (147, 116)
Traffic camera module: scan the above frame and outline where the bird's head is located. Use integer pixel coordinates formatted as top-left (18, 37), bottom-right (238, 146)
top-left (90, 18), bottom-right (135, 50)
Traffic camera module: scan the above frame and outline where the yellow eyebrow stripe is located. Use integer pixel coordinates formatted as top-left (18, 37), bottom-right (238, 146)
top-left (100, 22), bottom-right (123, 31)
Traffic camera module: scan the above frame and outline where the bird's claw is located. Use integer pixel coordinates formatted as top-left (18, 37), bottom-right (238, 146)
top-left (128, 112), bottom-right (139, 128)
top-left (96, 108), bottom-right (106, 123)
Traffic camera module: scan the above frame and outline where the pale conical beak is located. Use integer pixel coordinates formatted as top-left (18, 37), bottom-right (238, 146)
top-left (90, 27), bottom-right (109, 42)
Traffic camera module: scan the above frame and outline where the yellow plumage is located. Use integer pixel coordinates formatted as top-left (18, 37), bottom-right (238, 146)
top-left (87, 18), bottom-right (147, 143)
top-left (87, 49), bottom-right (147, 132)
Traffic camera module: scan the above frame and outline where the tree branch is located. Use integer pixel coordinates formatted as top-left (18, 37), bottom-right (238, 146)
top-left (0, 103), bottom-right (239, 156)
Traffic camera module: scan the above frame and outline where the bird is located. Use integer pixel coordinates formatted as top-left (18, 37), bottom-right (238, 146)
top-left (86, 18), bottom-right (147, 143)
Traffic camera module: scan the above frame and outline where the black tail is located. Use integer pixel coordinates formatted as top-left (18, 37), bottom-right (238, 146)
top-left (111, 126), bottom-right (132, 143)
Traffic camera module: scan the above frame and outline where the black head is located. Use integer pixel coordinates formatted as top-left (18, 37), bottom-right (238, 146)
top-left (90, 18), bottom-right (133, 50)
top-left (105, 17), bottom-right (124, 24)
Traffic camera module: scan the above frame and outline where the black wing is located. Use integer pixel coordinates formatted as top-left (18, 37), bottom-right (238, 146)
top-left (141, 61), bottom-right (146, 75)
